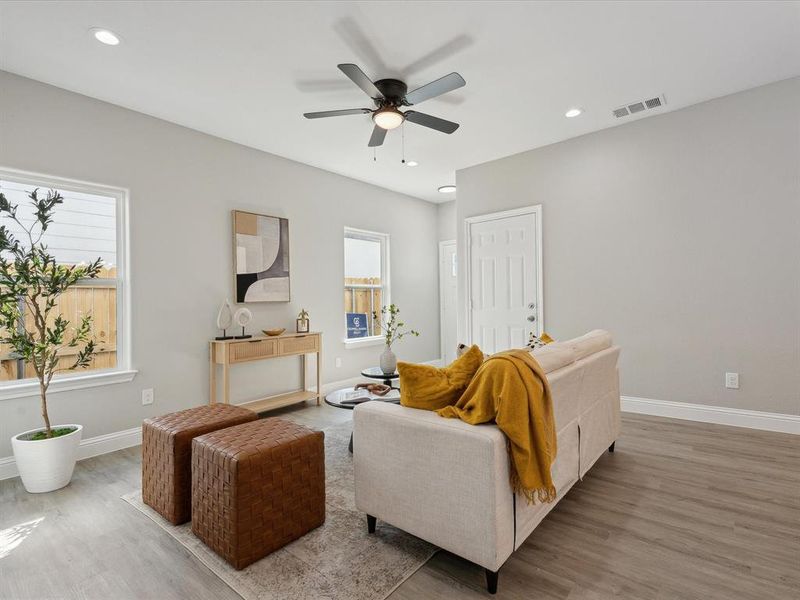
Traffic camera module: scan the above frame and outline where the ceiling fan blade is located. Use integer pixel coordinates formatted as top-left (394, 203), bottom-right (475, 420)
top-left (338, 63), bottom-right (385, 99)
top-left (368, 125), bottom-right (387, 147)
top-left (404, 72), bottom-right (466, 105)
top-left (303, 108), bottom-right (371, 119)
top-left (404, 111), bottom-right (459, 134)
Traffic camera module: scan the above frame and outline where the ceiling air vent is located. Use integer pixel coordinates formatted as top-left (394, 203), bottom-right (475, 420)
top-left (645, 96), bottom-right (662, 109)
top-left (613, 94), bottom-right (667, 118)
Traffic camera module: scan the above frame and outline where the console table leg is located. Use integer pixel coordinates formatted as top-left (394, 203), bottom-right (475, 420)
top-left (222, 362), bottom-right (230, 404)
top-left (208, 343), bottom-right (216, 404)
top-left (209, 362), bottom-right (216, 404)
top-left (316, 350), bottom-right (321, 405)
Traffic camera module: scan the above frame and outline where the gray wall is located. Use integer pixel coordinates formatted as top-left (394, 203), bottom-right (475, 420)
top-left (0, 71), bottom-right (441, 458)
top-left (437, 200), bottom-right (456, 241)
top-left (456, 77), bottom-right (800, 415)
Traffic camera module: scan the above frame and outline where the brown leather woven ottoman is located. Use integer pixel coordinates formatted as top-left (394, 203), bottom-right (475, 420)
top-left (191, 417), bottom-right (325, 570)
top-left (142, 404), bottom-right (257, 525)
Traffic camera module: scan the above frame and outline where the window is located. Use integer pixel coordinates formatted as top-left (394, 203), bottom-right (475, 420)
top-left (0, 168), bottom-right (132, 394)
top-left (344, 228), bottom-right (389, 343)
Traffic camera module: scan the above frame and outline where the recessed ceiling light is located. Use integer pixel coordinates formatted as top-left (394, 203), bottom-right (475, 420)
top-left (90, 28), bottom-right (121, 46)
top-left (405, 161), bottom-right (419, 167)
top-left (438, 185), bottom-right (456, 194)
top-left (565, 108), bottom-right (582, 118)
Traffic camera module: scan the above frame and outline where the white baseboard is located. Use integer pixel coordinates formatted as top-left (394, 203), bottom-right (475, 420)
top-left (622, 396), bottom-right (800, 435)
top-left (0, 426), bottom-right (142, 482)
top-left (0, 456), bottom-right (18, 481)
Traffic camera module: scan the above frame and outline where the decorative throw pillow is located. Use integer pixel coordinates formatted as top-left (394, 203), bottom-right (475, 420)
top-left (527, 332), bottom-right (555, 349)
top-left (398, 345), bottom-right (484, 411)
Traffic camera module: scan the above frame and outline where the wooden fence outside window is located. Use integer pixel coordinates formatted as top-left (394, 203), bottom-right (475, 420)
top-left (0, 266), bottom-right (118, 381)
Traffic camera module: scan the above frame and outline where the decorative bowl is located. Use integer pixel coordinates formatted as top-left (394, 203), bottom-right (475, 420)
top-left (262, 328), bottom-right (286, 337)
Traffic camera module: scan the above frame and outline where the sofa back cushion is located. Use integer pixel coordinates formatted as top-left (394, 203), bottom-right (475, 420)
top-left (398, 344), bottom-right (484, 410)
top-left (531, 342), bottom-right (576, 373)
top-left (564, 329), bottom-right (613, 360)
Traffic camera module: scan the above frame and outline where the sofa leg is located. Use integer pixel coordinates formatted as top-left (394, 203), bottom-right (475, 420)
top-left (367, 514), bottom-right (376, 534)
top-left (608, 441), bottom-right (616, 453)
top-left (485, 569), bottom-right (499, 594)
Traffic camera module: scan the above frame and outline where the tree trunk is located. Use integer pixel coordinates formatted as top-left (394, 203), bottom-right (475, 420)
top-left (40, 381), bottom-right (52, 438)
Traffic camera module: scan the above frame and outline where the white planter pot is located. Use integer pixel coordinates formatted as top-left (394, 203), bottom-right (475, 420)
top-left (11, 424), bottom-right (83, 493)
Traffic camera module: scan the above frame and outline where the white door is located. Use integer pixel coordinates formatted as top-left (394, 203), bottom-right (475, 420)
top-left (467, 207), bottom-right (542, 354)
top-left (439, 241), bottom-right (458, 364)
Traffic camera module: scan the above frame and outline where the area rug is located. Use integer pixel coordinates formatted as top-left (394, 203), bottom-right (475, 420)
top-left (122, 422), bottom-right (436, 600)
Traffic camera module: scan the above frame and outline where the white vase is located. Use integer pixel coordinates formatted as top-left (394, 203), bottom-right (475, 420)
top-left (380, 345), bottom-right (397, 374)
top-left (11, 424), bottom-right (83, 493)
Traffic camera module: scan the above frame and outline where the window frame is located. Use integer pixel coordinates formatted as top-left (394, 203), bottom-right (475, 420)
top-left (343, 226), bottom-right (390, 348)
top-left (0, 166), bottom-right (136, 400)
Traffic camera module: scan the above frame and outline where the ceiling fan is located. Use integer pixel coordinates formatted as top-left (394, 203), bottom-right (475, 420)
top-left (303, 63), bottom-right (466, 147)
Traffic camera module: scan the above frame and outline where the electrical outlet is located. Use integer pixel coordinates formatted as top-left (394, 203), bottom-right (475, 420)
top-left (142, 388), bottom-right (154, 405)
top-left (725, 373), bottom-right (739, 390)
top-left (335, 357), bottom-right (342, 368)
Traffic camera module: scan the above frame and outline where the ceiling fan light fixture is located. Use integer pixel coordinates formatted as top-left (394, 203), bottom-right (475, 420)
top-left (565, 108), bottom-right (583, 118)
top-left (373, 107), bottom-right (405, 130)
top-left (438, 185), bottom-right (456, 194)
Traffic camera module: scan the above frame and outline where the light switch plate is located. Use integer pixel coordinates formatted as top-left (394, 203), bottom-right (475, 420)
top-left (725, 373), bottom-right (739, 389)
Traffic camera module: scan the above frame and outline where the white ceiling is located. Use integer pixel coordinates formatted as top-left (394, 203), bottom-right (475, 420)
top-left (1, 1), bottom-right (799, 203)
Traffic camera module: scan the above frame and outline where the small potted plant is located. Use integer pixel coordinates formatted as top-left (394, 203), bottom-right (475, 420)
top-left (372, 304), bottom-right (419, 374)
top-left (1, 188), bottom-right (102, 493)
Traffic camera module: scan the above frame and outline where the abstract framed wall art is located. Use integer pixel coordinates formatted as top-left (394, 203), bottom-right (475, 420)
top-left (233, 210), bottom-right (290, 302)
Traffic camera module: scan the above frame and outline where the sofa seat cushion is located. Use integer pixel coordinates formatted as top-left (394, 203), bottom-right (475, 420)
top-left (398, 344), bottom-right (484, 410)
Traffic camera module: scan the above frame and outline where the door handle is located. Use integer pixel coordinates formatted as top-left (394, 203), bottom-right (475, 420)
top-left (527, 315), bottom-right (536, 322)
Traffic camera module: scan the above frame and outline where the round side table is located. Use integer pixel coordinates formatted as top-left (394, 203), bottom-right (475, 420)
top-left (360, 367), bottom-right (400, 389)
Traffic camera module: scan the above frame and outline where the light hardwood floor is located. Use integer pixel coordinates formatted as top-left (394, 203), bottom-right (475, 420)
top-left (0, 405), bottom-right (797, 600)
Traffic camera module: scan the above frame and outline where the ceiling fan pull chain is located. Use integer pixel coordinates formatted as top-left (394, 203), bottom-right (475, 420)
top-left (373, 147), bottom-right (376, 162)
top-left (401, 123), bottom-right (406, 164)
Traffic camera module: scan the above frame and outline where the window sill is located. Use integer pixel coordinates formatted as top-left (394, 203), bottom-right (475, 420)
top-left (343, 336), bottom-right (386, 349)
top-left (0, 369), bottom-right (138, 401)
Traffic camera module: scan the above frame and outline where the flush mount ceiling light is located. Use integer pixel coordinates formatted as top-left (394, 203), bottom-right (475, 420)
top-left (89, 27), bottom-right (121, 46)
top-left (565, 108), bottom-right (583, 118)
top-left (372, 106), bottom-right (405, 130)
top-left (438, 185), bottom-right (456, 194)
top-left (405, 160), bottom-right (419, 167)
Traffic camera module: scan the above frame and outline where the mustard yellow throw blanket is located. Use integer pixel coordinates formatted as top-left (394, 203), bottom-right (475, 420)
top-left (437, 350), bottom-right (557, 504)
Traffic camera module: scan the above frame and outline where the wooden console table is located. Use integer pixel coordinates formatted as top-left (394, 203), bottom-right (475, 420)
top-left (209, 332), bottom-right (321, 413)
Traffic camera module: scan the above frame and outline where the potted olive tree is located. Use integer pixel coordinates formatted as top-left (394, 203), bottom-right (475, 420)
top-left (1, 188), bottom-right (101, 493)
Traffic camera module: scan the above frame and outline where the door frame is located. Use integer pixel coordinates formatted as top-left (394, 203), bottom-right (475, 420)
top-left (439, 239), bottom-right (457, 363)
top-left (464, 205), bottom-right (544, 346)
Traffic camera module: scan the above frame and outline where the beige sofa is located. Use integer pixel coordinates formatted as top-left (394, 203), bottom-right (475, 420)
top-left (353, 330), bottom-right (621, 594)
